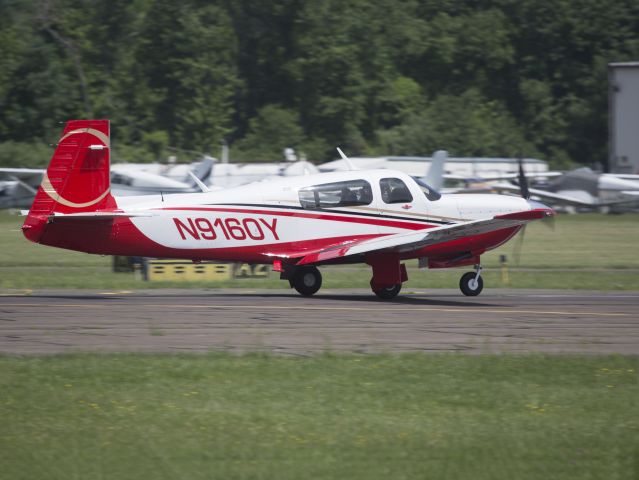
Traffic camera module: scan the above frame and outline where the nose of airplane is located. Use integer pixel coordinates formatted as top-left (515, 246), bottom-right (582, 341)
top-left (527, 199), bottom-right (555, 218)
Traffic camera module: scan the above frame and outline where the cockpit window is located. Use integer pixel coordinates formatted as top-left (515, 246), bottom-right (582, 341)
top-left (380, 178), bottom-right (413, 204)
top-left (299, 179), bottom-right (373, 209)
top-left (414, 178), bottom-right (442, 201)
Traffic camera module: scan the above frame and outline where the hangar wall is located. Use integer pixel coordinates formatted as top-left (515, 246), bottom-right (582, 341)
top-left (609, 62), bottom-right (639, 174)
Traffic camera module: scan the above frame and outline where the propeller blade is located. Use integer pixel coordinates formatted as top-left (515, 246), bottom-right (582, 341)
top-left (512, 225), bottom-right (526, 266)
top-left (542, 213), bottom-right (556, 230)
top-left (518, 158), bottom-right (530, 200)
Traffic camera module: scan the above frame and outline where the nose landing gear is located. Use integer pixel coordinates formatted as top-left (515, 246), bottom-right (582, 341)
top-left (459, 264), bottom-right (483, 296)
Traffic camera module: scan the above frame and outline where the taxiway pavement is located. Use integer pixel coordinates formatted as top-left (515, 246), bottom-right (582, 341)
top-left (1, 289), bottom-right (637, 355)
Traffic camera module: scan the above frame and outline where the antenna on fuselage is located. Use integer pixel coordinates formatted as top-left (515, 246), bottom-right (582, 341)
top-left (336, 147), bottom-right (357, 171)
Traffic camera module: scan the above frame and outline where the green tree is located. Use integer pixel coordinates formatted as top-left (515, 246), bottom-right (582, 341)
top-left (233, 104), bottom-right (304, 161)
top-left (375, 89), bottom-right (536, 158)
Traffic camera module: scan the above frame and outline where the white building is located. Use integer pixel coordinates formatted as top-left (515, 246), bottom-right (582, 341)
top-left (609, 62), bottom-right (639, 174)
top-left (319, 155), bottom-right (550, 180)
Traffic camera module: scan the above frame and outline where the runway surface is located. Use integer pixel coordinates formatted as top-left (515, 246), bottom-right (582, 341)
top-left (1, 289), bottom-right (638, 355)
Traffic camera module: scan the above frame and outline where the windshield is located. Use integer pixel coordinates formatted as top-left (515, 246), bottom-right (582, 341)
top-left (298, 179), bottom-right (373, 209)
top-left (414, 178), bottom-right (441, 201)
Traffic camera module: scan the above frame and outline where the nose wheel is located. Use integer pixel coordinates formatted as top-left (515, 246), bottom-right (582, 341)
top-left (459, 265), bottom-right (483, 296)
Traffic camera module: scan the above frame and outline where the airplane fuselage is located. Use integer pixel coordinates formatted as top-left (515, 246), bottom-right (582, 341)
top-left (34, 170), bottom-right (530, 268)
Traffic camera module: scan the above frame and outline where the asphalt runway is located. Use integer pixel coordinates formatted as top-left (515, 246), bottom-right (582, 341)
top-left (1, 289), bottom-right (638, 355)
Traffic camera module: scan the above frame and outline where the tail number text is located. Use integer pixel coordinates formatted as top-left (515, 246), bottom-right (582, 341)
top-left (173, 217), bottom-right (279, 241)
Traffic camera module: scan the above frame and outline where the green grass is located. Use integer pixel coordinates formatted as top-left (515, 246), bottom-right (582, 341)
top-left (0, 354), bottom-right (637, 480)
top-left (1, 210), bottom-right (639, 290)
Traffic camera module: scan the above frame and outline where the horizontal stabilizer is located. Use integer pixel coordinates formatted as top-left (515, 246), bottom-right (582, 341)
top-left (48, 211), bottom-right (154, 221)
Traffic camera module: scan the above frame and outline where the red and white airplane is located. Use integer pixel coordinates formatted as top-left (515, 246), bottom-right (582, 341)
top-left (22, 120), bottom-right (554, 299)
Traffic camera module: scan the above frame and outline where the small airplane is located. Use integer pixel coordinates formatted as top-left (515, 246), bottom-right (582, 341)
top-left (109, 156), bottom-right (214, 196)
top-left (22, 120), bottom-right (554, 299)
top-left (493, 166), bottom-right (639, 210)
top-left (0, 156), bottom-right (214, 207)
top-left (207, 147), bottom-right (319, 189)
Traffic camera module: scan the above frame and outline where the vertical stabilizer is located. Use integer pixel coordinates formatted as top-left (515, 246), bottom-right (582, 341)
top-left (22, 119), bottom-right (115, 243)
top-left (423, 150), bottom-right (447, 191)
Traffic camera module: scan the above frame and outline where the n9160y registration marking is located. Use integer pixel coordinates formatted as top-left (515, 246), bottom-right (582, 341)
top-left (173, 217), bottom-right (279, 241)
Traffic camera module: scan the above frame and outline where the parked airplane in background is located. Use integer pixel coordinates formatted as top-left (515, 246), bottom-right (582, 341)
top-left (0, 157), bottom-right (214, 208)
top-left (494, 166), bottom-right (639, 210)
top-left (0, 168), bottom-right (42, 208)
top-left (208, 159), bottom-right (319, 189)
top-left (110, 156), bottom-right (214, 196)
top-left (326, 151), bottom-right (639, 211)
top-left (22, 120), bottom-right (553, 299)
top-left (206, 147), bottom-right (319, 189)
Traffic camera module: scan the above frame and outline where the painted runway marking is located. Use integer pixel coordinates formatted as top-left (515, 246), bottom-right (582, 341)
top-left (0, 290), bottom-right (32, 297)
top-left (153, 304), bottom-right (632, 317)
top-left (1, 304), bottom-right (107, 308)
top-left (1, 303), bottom-right (632, 317)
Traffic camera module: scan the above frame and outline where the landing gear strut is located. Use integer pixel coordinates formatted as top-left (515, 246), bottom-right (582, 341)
top-left (290, 266), bottom-right (322, 296)
top-left (367, 253), bottom-right (408, 300)
top-left (459, 265), bottom-right (483, 296)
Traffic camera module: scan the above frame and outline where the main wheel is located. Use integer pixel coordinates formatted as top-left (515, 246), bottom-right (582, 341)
top-left (459, 272), bottom-right (483, 296)
top-left (291, 266), bottom-right (322, 296)
top-left (374, 283), bottom-right (402, 300)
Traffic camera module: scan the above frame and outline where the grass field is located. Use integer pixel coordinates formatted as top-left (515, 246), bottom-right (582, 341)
top-left (1, 354), bottom-right (637, 480)
top-left (2, 211), bottom-right (638, 479)
top-left (2, 210), bottom-right (638, 290)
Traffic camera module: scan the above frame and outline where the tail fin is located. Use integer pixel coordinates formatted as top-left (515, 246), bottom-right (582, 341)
top-left (22, 119), bottom-right (115, 243)
top-left (423, 150), bottom-right (447, 191)
top-left (188, 155), bottom-right (215, 184)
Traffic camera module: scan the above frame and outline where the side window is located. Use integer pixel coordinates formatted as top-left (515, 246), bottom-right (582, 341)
top-left (380, 178), bottom-right (413, 204)
top-left (299, 180), bottom-right (373, 209)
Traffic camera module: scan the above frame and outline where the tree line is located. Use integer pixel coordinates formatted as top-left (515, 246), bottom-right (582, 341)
top-left (1, 0), bottom-right (638, 168)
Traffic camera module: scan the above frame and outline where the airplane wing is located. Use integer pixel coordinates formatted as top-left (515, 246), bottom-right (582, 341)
top-left (444, 172), bottom-right (562, 183)
top-left (0, 167), bottom-right (46, 186)
top-left (607, 173), bottom-right (639, 181)
top-left (490, 183), bottom-right (599, 206)
top-left (294, 208), bottom-right (550, 266)
top-left (493, 183), bottom-right (639, 206)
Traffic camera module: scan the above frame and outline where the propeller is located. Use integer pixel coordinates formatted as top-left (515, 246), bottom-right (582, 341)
top-left (517, 157), bottom-right (530, 200)
top-left (513, 158), bottom-right (529, 265)
top-left (512, 157), bottom-right (555, 265)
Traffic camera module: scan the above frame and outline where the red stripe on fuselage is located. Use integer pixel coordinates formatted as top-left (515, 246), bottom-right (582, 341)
top-left (155, 206), bottom-right (438, 231)
top-left (37, 215), bottom-right (521, 267)
top-left (38, 216), bottom-right (384, 262)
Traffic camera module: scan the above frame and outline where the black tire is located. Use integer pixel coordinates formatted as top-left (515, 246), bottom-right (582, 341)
top-left (374, 283), bottom-right (402, 300)
top-left (291, 266), bottom-right (322, 296)
top-left (460, 272), bottom-right (483, 296)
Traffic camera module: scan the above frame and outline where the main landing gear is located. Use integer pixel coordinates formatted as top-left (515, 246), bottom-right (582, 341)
top-left (459, 265), bottom-right (483, 296)
top-left (289, 266), bottom-right (322, 296)
top-left (373, 283), bottom-right (402, 300)
top-left (283, 261), bottom-right (485, 299)
top-left (368, 254), bottom-right (407, 300)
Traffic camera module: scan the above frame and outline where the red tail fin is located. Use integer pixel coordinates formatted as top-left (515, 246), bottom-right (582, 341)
top-left (22, 119), bottom-right (116, 243)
